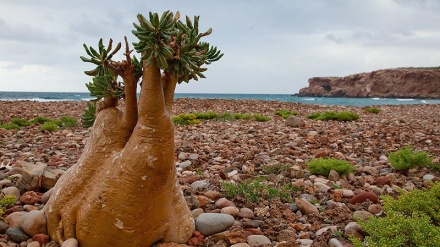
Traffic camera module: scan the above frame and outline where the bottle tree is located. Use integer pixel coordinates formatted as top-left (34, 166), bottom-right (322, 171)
top-left (43, 11), bottom-right (222, 246)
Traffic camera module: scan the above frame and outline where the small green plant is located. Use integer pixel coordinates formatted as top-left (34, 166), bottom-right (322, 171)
top-left (58, 116), bottom-right (78, 128)
top-left (363, 107), bottom-right (381, 114)
top-left (351, 211), bottom-right (440, 247)
top-left (253, 114), bottom-right (271, 122)
top-left (40, 122), bottom-right (58, 132)
top-left (0, 123), bottom-right (20, 130)
top-left (11, 118), bottom-right (31, 127)
top-left (307, 158), bottom-right (355, 176)
top-left (275, 109), bottom-right (298, 119)
top-left (382, 183), bottom-right (440, 224)
top-left (333, 230), bottom-right (344, 238)
top-left (307, 111), bottom-right (359, 121)
top-left (218, 112), bottom-right (234, 121)
top-left (193, 111), bottom-right (218, 120)
top-left (81, 102), bottom-right (97, 128)
top-left (388, 146), bottom-right (432, 171)
top-left (262, 164), bottom-right (291, 174)
top-left (233, 113), bottom-right (252, 120)
top-left (173, 114), bottom-right (201, 125)
top-left (32, 116), bottom-right (52, 124)
top-left (0, 195), bottom-right (16, 207)
top-left (221, 178), bottom-right (293, 203)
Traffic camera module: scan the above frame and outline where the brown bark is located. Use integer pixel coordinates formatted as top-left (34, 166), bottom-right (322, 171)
top-left (43, 58), bottom-right (194, 246)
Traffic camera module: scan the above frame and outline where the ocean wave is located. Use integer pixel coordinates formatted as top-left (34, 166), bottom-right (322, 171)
top-left (302, 98), bottom-right (315, 101)
top-left (397, 99), bottom-right (415, 101)
top-left (372, 98), bottom-right (381, 100)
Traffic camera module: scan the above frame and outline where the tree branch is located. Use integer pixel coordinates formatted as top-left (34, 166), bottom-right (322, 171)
top-left (162, 72), bottom-right (178, 114)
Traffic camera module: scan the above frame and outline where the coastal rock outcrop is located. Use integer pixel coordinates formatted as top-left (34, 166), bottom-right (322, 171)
top-left (298, 68), bottom-right (440, 98)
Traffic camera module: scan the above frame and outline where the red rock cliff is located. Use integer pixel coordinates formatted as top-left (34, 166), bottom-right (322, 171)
top-left (298, 68), bottom-right (440, 98)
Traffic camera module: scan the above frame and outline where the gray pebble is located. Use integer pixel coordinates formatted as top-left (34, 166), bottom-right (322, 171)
top-left (195, 213), bottom-right (234, 236)
top-left (6, 227), bottom-right (30, 243)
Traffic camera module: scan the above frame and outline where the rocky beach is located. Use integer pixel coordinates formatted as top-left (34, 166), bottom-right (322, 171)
top-left (0, 98), bottom-right (439, 247)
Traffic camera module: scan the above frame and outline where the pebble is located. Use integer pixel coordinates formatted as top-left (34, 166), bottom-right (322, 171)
top-left (297, 239), bottom-right (313, 247)
top-left (62, 238), bottom-right (79, 247)
top-left (295, 198), bottom-right (319, 215)
top-left (230, 244), bottom-right (251, 247)
top-left (190, 180), bottom-right (210, 190)
top-left (238, 208), bottom-right (254, 219)
top-left (246, 235), bottom-right (271, 246)
top-left (349, 191), bottom-right (379, 204)
top-left (2, 186), bottom-right (20, 199)
top-left (27, 242), bottom-right (40, 247)
top-left (178, 161), bottom-right (192, 169)
top-left (19, 210), bottom-right (47, 236)
top-left (5, 227), bottom-right (30, 243)
top-left (328, 170), bottom-right (339, 181)
top-left (220, 206), bottom-right (239, 217)
top-left (215, 198), bottom-right (235, 208)
top-left (195, 213), bottom-right (235, 236)
top-left (423, 174), bottom-right (435, 182)
top-left (368, 204), bottom-right (383, 214)
top-left (0, 220), bottom-right (8, 233)
top-left (328, 238), bottom-right (344, 247)
top-left (314, 182), bottom-right (330, 192)
top-left (32, 234), bottom-right (50, 246)
top-left (353, 211), bottom-right (373, 220)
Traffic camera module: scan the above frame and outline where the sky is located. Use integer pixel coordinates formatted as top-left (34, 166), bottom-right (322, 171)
top-left (1, 0), bottom-right (440, 94)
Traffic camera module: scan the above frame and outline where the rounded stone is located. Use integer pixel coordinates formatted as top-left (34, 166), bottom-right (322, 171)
top-left (328, 238), bottom-right (344, 247)
top-left (349, 191), bottom-right (379, 204)
top-left (220, 206), bottom-right (240, 217)
top-left (368, 204), bottom-right (383, 214)
top-left (27, 242), bottom-right (40, 247)
top-left (195, 213), bottom-right (235, 236)
top-left (2, 186), bottom-right (20, 200)
top-left (62, 238), bottom-right (79, 247)
top-left (215, 198), bottom-right (235, 208)
top-left (295, 198), bottom-right (319, 215)
top-left (238, 207), bottom-right (254, 219)
top-left (6, 227), bottom-right (30, 243)
top-left (247, 235), bottom-right (271, 246)
top-left (423, 174), bottom-right (435, 182)
top-left (353, 211), bottom-right (373, 220)
top-left (19, 210), bottom-right (47, 236)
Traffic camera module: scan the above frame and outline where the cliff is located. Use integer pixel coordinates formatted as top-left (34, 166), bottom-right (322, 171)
top-left (298, 68), bottom-right (440, 98)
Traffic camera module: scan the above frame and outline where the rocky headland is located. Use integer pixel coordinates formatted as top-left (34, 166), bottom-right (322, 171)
top-left (298, 68), bottom-right (440, 98)
top-left (0, 99), bottom-right (439, 247)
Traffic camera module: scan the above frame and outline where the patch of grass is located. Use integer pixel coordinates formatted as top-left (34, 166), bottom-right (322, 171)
top-left (275, 109), bottom-right (299, 119)
top-left (363, 107), bottom-right (381, 114)
top-left (0, 123), bottom-right (20, 130)
top-left (262, 164), bottom-right (291, 174)
top-left (388, 146), bottom-right (432, 171)
top-left (233, 113), bottom-right (252, 120)
top-left (193, 111), bottom-right (218, 120)
top-left (39, 122), bottom-right (58, 132)
top-left (173, 114), bottom-right (201, 125)
top-left (306, 158), bottom-right (355, 176)
top-left (307, 111), bottom-right (359, 121)
top-left (32, 116), bottom-right (52, 124)
top-left (253, 114), bottom-right (271, 122)
top-left (11, 118), bottom-right (31, 127)
top-left (221, 178), bottom-right (293, 203)
top-left (58, 116), bottom-right (78, 128)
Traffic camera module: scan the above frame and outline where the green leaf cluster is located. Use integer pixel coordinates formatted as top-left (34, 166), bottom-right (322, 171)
top-left (221, 178), bottom-right (294, 203)
top-left (388, 146), bottom-right (432, 171)
top-left (275, 109), bottom-right (298, 119)
top-left (307, 111), bottom-right (359, 121)
top-left (306, 158), bottom-right (355, 176)
top-left (351, 183), bottom-right (440, 247)
top-left (81, 102), bottom-right (97, 128)
top-left (132, 11), bottom-right (223, 83)
top-left (253, 114), bottom-right (271, 122)
top-left (262, 164), bottom-right (291, 175)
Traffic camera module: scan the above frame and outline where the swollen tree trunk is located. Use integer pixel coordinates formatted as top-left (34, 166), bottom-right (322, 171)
top-left (43, 58), bottom-right (194, 246)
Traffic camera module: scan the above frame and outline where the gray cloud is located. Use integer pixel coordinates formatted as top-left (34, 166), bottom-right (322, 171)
top-left (0, 0), bottom-right (439, 93)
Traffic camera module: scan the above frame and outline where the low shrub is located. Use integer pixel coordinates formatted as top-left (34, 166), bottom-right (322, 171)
top-left (253, 114), bottom-right (271, 122)
top-left (11, 118), bottom-right (31, 127)
top-left (173, 114), bottom-right (202, 125)
top-left (59, 116), bottom-right (78, 127)
top-left (262, 164), bottom-right (291, 174)
top-left (382, 183), bottom-right (440, 224)
top-left (221, 178), bottom-right (293, 203)
top-left (307, 111), bottom-right (359, 121)
top-left (32, 116), bottom-right (52, 124)
top-left (388, 146), bottom-right (432, 171)
top-left (194, 111), bottom-right (218, 120)
top-left (363, 107), bottom-right (381, 114)
top-left (307, 158), bottom-right (355, 176)
top-left (0, 123), bottom-right (20, 130)
top-left (233, 113), bottom-right (252, 120)
top-left (218, 112), bottom-right (234, 121)
top-left (275, 109), bottom-right (298, 119)
top-left (351, 183), bottom-right (440, 247)
top-left (351, 211), bottom-right (440, 247)
top-left (40, 122), bottom-right (58, 132)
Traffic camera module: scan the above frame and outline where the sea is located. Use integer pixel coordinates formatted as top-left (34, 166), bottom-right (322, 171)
top-left (1, 91), bottom-right (440, 106)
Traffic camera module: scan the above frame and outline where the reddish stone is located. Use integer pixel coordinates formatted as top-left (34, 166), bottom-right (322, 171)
top-left (196, 196), bottom-right (210, 208)
top-left (178, 176), bottom-right (200, 184)
top-left (225, 231), bottom-right (246, 244)
top-left (375, 176), bottom-right (391, 186)
top-left (32, 234), bottom-right (50, 245)
top-left (4, 205), bottom-right (23, 215)
top-left (349, 191), bottom-right (379, 204)
top-left (203, 190), bottom-right (221, 200)
top-left (314, 151), bottom-right (328, 158)
top-left (244, 228), bottom-right (264, 235)
top-left (19, 191), bottom-right (43, 204)
top-left (219, 171), bottom-right (227, 180)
